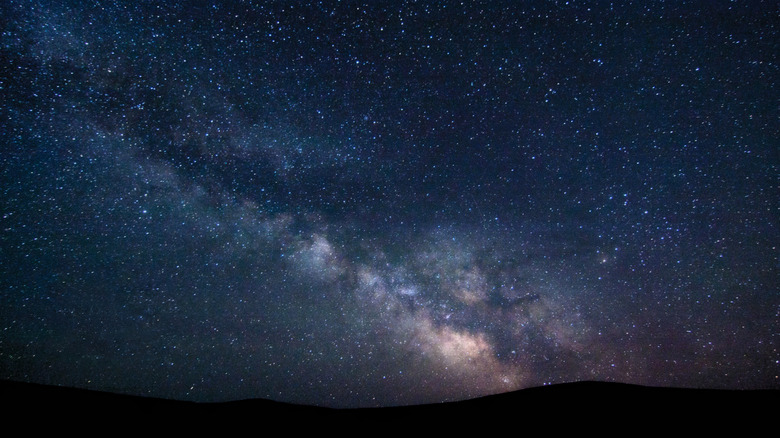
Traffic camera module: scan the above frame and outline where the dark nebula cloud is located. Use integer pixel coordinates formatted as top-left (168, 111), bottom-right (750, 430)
top-left (1, 1), bottom-right (777, 407)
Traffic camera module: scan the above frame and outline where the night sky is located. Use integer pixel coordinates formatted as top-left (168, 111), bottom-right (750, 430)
top-left (1, 0), bottom-right (777, 408)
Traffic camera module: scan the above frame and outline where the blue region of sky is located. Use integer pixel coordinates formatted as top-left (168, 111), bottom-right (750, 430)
top-left (0, 0), bottom-right (777, 407)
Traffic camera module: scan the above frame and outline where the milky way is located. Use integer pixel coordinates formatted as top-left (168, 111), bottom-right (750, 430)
top-left (1, 1), bottom-right (777, 407)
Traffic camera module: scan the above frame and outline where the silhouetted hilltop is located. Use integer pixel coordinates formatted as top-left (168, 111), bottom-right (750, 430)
top-left (3, 378), bottom-right (773, 427)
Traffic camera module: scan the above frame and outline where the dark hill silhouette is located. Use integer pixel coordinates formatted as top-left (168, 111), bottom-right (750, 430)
top-left (2, 378), bottom-right (773, 428)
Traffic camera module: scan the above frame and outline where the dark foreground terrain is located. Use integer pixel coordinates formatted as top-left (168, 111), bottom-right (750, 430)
top-left (3, 379), bottom-right (773, 430)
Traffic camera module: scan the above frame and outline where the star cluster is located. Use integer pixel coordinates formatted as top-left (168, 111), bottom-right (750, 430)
top-left (1, 1), bottom-right (777, 407)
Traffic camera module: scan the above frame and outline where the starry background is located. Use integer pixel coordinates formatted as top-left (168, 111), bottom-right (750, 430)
top-left (1, 0), bottom-right (777, 407)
